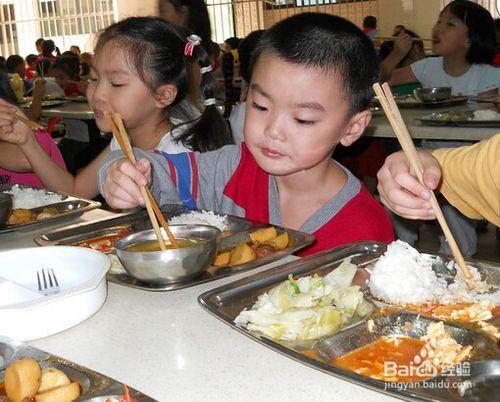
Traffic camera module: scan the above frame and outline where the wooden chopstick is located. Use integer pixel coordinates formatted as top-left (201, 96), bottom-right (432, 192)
top-left (10, 113), bottom-right (44, 131)
top-left (104, 112), bottom-right (179, 249)
top-left (373, 83), bottom-right (472, 282)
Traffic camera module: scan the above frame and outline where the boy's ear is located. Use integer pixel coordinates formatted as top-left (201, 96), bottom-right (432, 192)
top-left (154, 84), bottom-right (178, 108)
top-left (340, 109), bottom-right (372, 147)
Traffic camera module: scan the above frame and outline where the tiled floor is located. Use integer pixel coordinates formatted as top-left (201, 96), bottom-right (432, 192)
top-left (414, 221), bottom-right (499, 263)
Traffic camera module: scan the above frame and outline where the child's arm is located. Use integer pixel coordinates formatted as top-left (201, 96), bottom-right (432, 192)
top-left (379, 34), bottom-right (417, 85)
top-left (377, 149), bottom-right (441, 220)
top-left (0, 142), bottom-right (32, 172)
top-left (25, 78), bottom-right (46, 121)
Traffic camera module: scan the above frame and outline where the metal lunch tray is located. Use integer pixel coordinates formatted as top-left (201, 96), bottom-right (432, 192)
top-left (420, 109), bottom-right (500, 128)
top-left (35, 204), bottom-right (315, 291)
top-left (0, 185), bottom-right (101, 234)
top-left (0, 336), bottom-right (156, 401)
top-left (198, 242), bottom-right (500, 401)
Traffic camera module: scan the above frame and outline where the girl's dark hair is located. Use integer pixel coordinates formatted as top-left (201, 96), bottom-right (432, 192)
top-left (42, 39), bottom-right (55, 57)
top-left (159, 0), bottom-right (211, 42)
top-left (252, 13), bottom-right (379, 117)
top-left (442, 0), bottom-right (495, 64)
top-left (95, 17), bottom-right (231, 152)
top-left (224, 37), bottom-right (240, 50)
top-left (0, 69), bottom-right (18, 105)
top-left (50, 55), bottom-right (80, 80)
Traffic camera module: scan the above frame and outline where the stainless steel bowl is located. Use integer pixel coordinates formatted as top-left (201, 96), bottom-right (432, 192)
top-left (0, 193), bottom-right (13, 226)
top-left (115, 224), bottom-right (221, 284)
top-left (413, 87), bottom-right (452, 102)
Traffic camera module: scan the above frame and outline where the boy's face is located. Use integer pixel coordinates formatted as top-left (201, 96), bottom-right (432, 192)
top-left (51, 68), bottom-right (70, 89)
top-left (244, 52), bottom-right (359, 177)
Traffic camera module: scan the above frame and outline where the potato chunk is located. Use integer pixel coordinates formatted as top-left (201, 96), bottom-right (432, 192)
top-left (264, 232), bottom-right (290, 250)
top-left (35, 381), bottom-right (81, 402)
top-left (229, 242), bottom-right (256, 265)
top-left (213, 251), bottom-right (231, 266)
top-left (5, 358), bottom-right (41, 402)
top-left (249, 227), bottom-right (277, 244)
top-left (39, 367), bottom-right (71, 392)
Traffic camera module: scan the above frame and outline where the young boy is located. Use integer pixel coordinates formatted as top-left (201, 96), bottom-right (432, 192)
top-left (98, 13), bottom-right (394, 256)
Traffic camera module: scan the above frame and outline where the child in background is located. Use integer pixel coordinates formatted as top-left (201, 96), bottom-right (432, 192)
top-left (229, 30), bottom-right (265, 143)
top-left (41, 39), bottom-right (60, 62)
top-left (6, 55), bottom-right (33, 94)
top-left (0, 72), bottom-right (66, 188)
top-left (0, 17), bottom-right (231, 199)
top-left (223, 37), bottom-right (241, 63)
top-left (50, 55), bottom-right (86, 96)
top-left (98, 13), bottom-right (394, 256)
top-left (362, 16), bottom-right (378, 41)
top-left (25, 55), bottom-right (38, 82)
top-left (381, 0), bottom-right (498, 97)
top-left (70, 45), bottom-right (81, 56)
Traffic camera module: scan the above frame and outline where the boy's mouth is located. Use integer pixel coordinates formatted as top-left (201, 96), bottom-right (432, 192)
top-left (261, 147), bottom-right (285, 159)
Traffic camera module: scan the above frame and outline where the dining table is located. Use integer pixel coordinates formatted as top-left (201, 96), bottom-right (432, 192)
top-left (366, 101), bottom-right (498, 141)
top-left (0, 208), bottom-right (398, 402)
top-left (40, 100), bottom-right (94, 120)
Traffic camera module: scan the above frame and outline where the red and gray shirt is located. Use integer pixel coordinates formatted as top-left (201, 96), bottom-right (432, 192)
top-left (99, 143), bottom-right (394, 256)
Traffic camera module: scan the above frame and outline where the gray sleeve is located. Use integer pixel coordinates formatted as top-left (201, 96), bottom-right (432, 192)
top-left (97, 148), bottom-right (181, 206)
top-left (194, 145), bottom-right (242, 211)
top-left (98, 144), bottom-right (243, 209)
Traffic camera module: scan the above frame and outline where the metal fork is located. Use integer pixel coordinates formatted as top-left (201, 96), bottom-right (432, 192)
top-left (37, 268), bottom-right (60, 296)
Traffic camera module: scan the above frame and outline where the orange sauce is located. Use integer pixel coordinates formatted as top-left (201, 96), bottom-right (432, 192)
top-left (302, 349), bottom-right (322, 361)
top-left (334, 336), bottom-right (428, 382)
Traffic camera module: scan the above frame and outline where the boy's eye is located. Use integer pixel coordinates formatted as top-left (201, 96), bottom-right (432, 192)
top-left (111, 83), bottom-right (124, 88)
top-left (295, 118), bottom-right (315, 126)
top-left (252, 101), bottom-right (267, 112)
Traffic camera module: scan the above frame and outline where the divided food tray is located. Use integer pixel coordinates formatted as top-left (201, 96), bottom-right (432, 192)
top-left (0, 336), bottom-right (155, 401)
top-left (198, 242), bottom-right (499, 401)
top-left (35, 205), bottom-right (315, 291)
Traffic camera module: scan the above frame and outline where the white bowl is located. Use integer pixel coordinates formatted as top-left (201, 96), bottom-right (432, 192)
top-left (0, 246), bottom-right (109, 341)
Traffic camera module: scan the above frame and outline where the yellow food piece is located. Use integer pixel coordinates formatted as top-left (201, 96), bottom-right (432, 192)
top-left (213, 251), bottom-right (231, 266)
top-left (229, 242), bottom-right (256, 265)
top-left (35, 381), bottom-right (81, 402)
top-left (249, 227), bottom-right (277, 244)
top-left (264, 232), bottom-right (290, 250)
top-left (39, 367), bottom-right (71, 392)
top-left (5, 358), bottom-right (41, 401)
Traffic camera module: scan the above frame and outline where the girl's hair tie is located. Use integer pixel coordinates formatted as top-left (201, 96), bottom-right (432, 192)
top-left (204, 98), bottom-right (217, 106)
top-left (200, 65), bottom-right (212, 74)
top-left (184, 34), bottom-right (201, 57)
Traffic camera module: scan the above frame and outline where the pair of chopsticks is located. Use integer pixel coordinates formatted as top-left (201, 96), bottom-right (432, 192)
top-left (373, 83), bottom-right (472, 282)
top-left (10, 113), bottom-right (44, 131)
top-left (103, 112), bottom-right (178, 250)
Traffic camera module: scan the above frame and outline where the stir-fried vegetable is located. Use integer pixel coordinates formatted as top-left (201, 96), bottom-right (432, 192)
top-left (234, 259), bottom-right (374, 341)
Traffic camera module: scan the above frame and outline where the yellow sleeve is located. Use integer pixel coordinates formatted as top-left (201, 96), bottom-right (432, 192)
top-left (431, 134), bottom-right (499, 226)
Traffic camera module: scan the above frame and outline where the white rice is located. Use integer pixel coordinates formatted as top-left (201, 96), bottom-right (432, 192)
top-left (168, 210), bottom-right (228, 232)
top-left (4, 185), bottom-right (64, 209)
top-left (472, 110), bottom-right (500, 121)
top-left (369, 240), bottom-right (448, 304)
top-left (369, 240), bottom-right (500, 305)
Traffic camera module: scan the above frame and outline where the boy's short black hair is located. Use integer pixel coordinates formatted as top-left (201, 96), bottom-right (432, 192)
top-left (238, 30), bottom-right (265, 83)
top-left (443, 0), bottom-right (495, 64)
top-left (50, 55), bottom-right (80, 79)
top-left (6, 55), bottom-right (24, 73)
top-left (363, 16), bottom-right (377, 29)
top-left (35, 38), bottom-right (44, 47)
top-left (26, 54), bottom-right (38, 64)
top-left (252, 13), bottom-right (379, 116)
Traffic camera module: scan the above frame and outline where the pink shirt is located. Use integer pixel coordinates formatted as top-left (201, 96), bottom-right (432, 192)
top-left (0, 131), bottom-right (66, 188)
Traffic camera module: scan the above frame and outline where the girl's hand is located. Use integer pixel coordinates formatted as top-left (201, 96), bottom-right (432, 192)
top-left (0, 98), bottom-right (33, 145)
top-left (103, 158), bottom-right (152, 209)
top-left (393, 33), bottom-right (413, 57)
top-left (377, 150), bottom-right (441, 220)
top-left (32, 78), bottom-right (47, 101)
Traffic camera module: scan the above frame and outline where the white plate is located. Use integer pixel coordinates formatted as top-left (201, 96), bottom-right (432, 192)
top-left (0, 246), bottom-right (109, 341)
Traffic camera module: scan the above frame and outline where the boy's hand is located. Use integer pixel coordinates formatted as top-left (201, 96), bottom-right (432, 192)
top-left (377, 150), bottom-right (441, 220)
top-left (103, 158), bottom-right (152, 209)
top-left (0, 98), bottom-right (33, 145)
